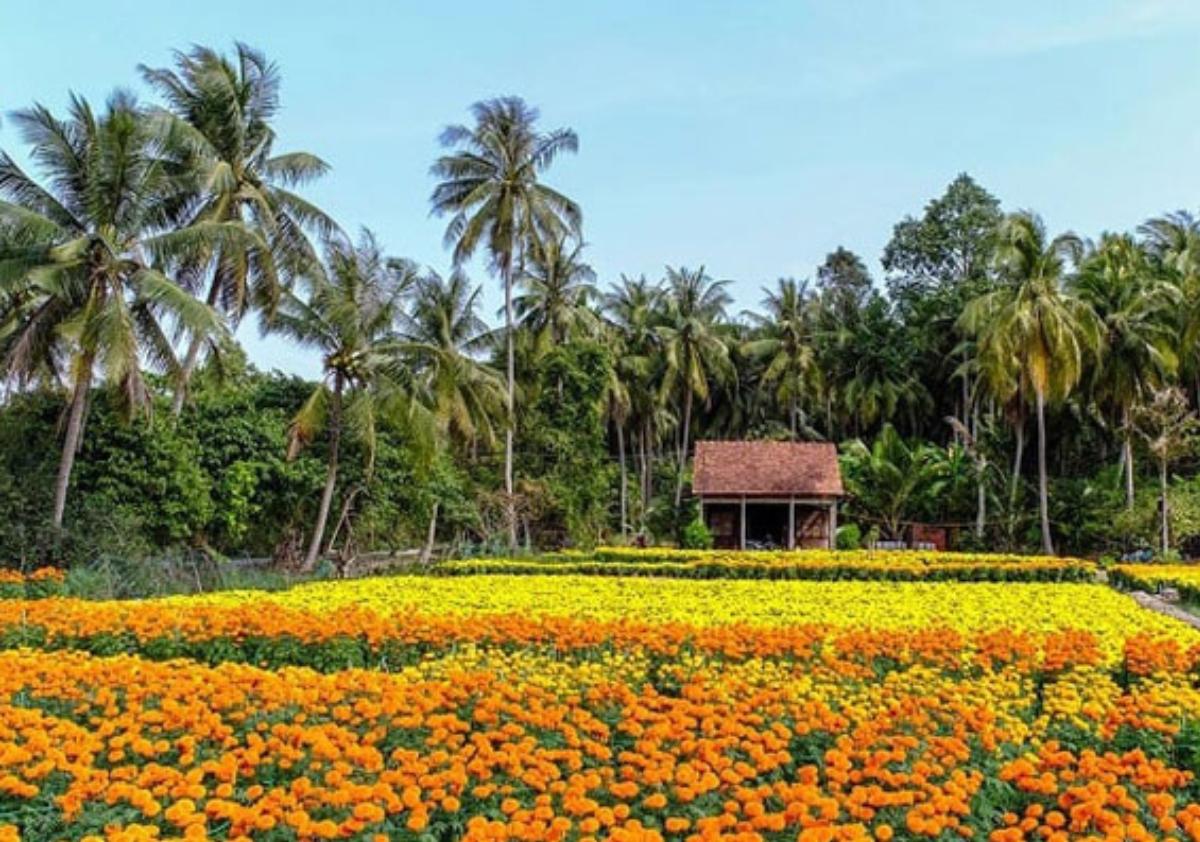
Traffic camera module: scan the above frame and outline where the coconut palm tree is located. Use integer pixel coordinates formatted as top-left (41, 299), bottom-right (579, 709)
top-left (841, 424), bottom-right (950, 542)
top-left (604, 274), bottom-right (663, 525)
top-left (839, 295), bottom-right (929, 436)
top-left (1074, 233), bottom-right (1179, 507)
top-left (961, 211), bottom-right (1099, 553)
top-left (657, 266), bottom-right (733, 508)
top-left (430, 97), bottom-right (580, 550)
top-left (399, 267), bottom-right (504, 451)
top-left (1140, 211), bottom-right (1200, 277)
top-left (273, 230), bottom-right (422, 570)
top-left (515, 233), bottom-right (599, 350)
top-left (1140, 210), bottom-right (1200, 400)
top-left (743, 278), bottom-right (821, 439)
top-left (599, 325), bottom-right (634, 538)
top-left (0, 92), bottom-right (227, 530)
top-left (140, 43), bottom-right (336, 415)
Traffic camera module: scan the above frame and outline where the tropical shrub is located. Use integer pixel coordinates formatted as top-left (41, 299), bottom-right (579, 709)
top-left (678, 518), bottom-right (714, 549)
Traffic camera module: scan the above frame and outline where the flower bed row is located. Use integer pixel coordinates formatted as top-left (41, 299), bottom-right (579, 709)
top-left (178, 577), bottom-right (1191, 660)
top-left (1111, 564), bottom-right (1200, 605)
top-left (573, 547), bottom-right (1082, 567)
top-left (1, 593), bottom-right (1197, 677)
top-left (437, 555), bottom-right (1094, 582)
top-left (1, 640), bottom-right (1199, 842)
top-left (0, 566), bottom-right (64, 599)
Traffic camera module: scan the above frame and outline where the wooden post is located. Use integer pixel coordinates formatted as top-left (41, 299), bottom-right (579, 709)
top-left (787, 497), bottom-right (795, 550)
top-left (739, 496), bottom-right (747, 550)
top-left (828, 500), bottom-right (838, 549)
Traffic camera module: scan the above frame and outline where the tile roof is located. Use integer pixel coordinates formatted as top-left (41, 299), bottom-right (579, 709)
top-left (692, 440), bottom-right (844, 497)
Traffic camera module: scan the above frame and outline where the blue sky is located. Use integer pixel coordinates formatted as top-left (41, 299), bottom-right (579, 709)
top-left (4, 1), bottom-right (1200, 377)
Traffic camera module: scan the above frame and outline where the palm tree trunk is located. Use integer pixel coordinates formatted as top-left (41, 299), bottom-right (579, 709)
top-left (1122, 406), bottom-right (1135, 508)
top-left (170, 281), bottom-right (222, 417)
top-left (51, 360), bottom-right (93, 530)
top-left (325, 486), bottom-right (362, 555)
top-left (503, 256), bottom-right (517, 553)
top-left (303, 375), bottom-right (343, 571)
top-left (790, 396), bottom-right (798, 439)
top-left (1035, 388), bottom-right (1054, 554)
top-left (639, 418), bottom-right (651, 529)
top-left (972, 404), bottom-right (985, 540)
top-left (1160, 457), bottom-right (1169, 557)
top-left (674, 383), bottom-right (693, 509)
top-left (419, 501), bottom-right (440, 564)
top-left (1010, 416), bottom-right (1025, 506)
top-left (960, 374), bottom-right (970, 443)
top-left (976, 466), bottom-right (987, 540)
top-left (616, 420), bottom-right (628, 539)
top-left (170, 336), bottom-right (205, 416)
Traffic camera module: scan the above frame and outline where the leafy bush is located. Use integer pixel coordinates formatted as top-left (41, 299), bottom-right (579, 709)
top-left (679, 519), bottom-right (714, 550)
top-left (836, 523), bottom-right (862, 550)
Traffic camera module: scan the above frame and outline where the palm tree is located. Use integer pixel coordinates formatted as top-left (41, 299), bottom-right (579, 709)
top-left (961, 211), bottom-right (1099, 553)
top-left (140, 43), bottom-right (336, 415)
top-left (515, 233), bottom-right (599, 350)
top-left (604, 275), bottom-right (663, 526)
top-left (841, 424), bottom-right (949, 542)
top-left (1133, 387), bottom-right (1200, 556)
top-left (839, 295), bottom-right (929, 436)
top-left (0, 92), bottom-right (227, 530)
top-left (657, 266), bottom-right (733, 508)
top-left (1140, 211), bottom-right (1200, 400)
top-left (600, 326), bottom-right (633, 538)
top-left (1140, 211), bottom-right (1200, 278)
top-left (399, 267), bottom-right (504, 451)
top-left (743, 278), bottom-right (821, 438)
top-left (273, 230), bottom-right (421, 570)
top-left (430, 97), bottom-right (580, 550)
top-left (1074, 233), bottom-right (1179, 507)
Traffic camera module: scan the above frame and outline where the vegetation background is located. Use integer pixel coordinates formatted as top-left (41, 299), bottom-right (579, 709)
top-left (2, 34), bottom-right (1200, 571)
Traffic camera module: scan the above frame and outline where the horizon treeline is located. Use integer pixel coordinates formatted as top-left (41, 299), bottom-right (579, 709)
top-left (2, 42), bottom-right (1200, 566)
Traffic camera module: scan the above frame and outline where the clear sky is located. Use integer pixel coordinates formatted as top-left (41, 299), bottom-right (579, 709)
top-left (4, 1), bottom-right (1200, 377)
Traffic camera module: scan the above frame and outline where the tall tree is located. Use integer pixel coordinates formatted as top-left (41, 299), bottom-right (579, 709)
top-left (603, 274), bottom-right (663, 527)
top-left (657, 266), bottom-right (732, 508)
top-left (815, 246), bottom-right (872, 321)
top-left (141, 43), bottom-right (335, 415)
top-left (840, 295), bottom-right (929, 436)
top-left (274, 231), bottom-right (422, 570)
top-left (0, 92), bottom-right (226, 530)
top-left (399, 267), bottom-right (504, 451)
top-left (430, 97), bottom-right (580, 550)
top-left (515, 233), bottom-right (598, 350)
top-left (883, 174), bottom-right (1003, 303)
top-left (1140, 211), bottom-right (1200, 400)
top-left (1074, 233), bottom-right (1179, 507)
top-left (743, 278), bottom-right (821, 438)
top-left (1133, 387), bottom-right (1200, 556)
top-left (961, 211), bottom-right (1098, 553)
top-left (883, 174), bottom-right (1003, 438)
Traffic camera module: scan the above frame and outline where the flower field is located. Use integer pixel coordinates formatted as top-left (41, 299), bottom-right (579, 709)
top-left (0, 567), bottom-right (64, 599)
top-left (3, 565), bottom-right (1200, 840)
top-left (435, 550), bottom-right (1094, 582)
top-left (1111, 565), bottom-right (1200, 605)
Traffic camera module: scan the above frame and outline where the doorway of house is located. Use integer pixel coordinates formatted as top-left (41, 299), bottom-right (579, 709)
top-left (745, 503), bottom-right (788, 549)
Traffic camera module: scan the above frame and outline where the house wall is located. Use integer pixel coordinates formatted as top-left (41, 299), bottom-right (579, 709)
top-left (699, 496), bottom-right (839, 550)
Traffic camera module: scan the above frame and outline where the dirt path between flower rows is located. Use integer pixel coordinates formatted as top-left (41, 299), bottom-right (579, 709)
top-left (1128, 590), bottom-right (1200, 631)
